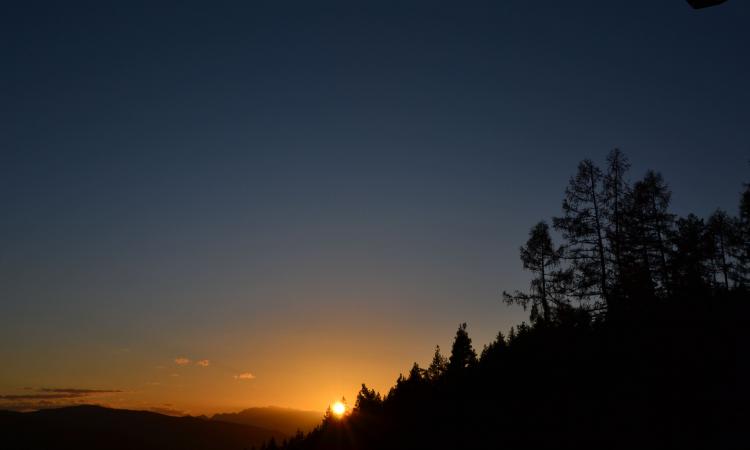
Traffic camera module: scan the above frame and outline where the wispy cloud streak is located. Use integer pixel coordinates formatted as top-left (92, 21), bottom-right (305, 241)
top-left (233, 372), bottom-right (255, 380)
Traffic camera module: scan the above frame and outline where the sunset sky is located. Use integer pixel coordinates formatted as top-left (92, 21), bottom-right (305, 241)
top-left (2, 1), bottom-right (749, 416)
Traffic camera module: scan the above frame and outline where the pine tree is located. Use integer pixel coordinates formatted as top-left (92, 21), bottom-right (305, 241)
top-left (624, 170), bottom-right (675, 297)
top-left (355, 384), bottom-right (382, 413)
top-left (669, 214), bottom-right (712, 294)
top-left (731, 185), bottom-right (750, 286)
top-left (407, 362), bottom-right (423, 382)
top-left (425, 345), bottom-right (448, 381)
top-left (554, 159), bottom-right (610, 308)
top-left (707, 209), bottom-right (735, 289)
top-left (603, 149), bottom-right (631, 294)
top-left (479, 331), bottom-right (507, 369)
top-left (448, 323), bottom-right (477, 372)
top-left (503, 221), bottom-right (566, 323)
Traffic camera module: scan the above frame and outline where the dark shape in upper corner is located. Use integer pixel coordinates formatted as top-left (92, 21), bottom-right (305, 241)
top-left (687, 0), bottom-right (728, 9)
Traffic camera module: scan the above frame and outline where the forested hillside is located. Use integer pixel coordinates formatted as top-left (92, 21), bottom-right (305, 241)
top-left (265, 150), bottom-right (745, 450)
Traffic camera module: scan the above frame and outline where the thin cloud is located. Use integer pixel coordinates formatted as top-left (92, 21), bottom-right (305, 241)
top-left (196, 359), bottom-right (210, 367)
top-left (0, 393), bottom-right (79, 400)
top-left (174, 357), bottom-right (191, 366)
top-left (39, 388), bottom-right (122, 395)
top-left (1, 388), bottom-right (122, 400)
top-left (234, 372), bottom-right (256, 380)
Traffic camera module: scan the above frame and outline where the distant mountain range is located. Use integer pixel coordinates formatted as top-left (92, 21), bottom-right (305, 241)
top-left (0, 405), bottom-right (287, 450)
top-left (212, 406), bottom-right (323, 435)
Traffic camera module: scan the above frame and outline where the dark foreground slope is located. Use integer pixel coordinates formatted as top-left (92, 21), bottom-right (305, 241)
top-left (213, 406), bottom-right (322, 435)
top-left (276, 293), bottom-right (745, 450)
top-left (273, 152), bottom-right (748, 450)
top-left (0, 405), bottom-right (285, 450)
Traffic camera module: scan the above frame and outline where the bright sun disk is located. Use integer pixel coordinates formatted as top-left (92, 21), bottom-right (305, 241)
top-left (332, 401), bottom-right (346, 417)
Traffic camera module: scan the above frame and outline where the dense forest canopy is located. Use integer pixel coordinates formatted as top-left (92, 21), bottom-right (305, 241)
top-left (260, 151), bottom-right (745, 450)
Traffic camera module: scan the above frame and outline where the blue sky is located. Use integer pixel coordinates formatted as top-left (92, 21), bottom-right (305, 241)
top-left (1, 0), bottom-right (748, 413)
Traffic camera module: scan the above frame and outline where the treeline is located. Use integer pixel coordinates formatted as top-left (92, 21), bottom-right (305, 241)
top-left (503, 149), bottom-right (749, 323)
top-left (258, 151), bottom-right (745, 450)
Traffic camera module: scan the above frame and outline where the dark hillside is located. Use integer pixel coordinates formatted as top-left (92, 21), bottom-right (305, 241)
top-left (272, 152), bottom-right (747, 450)
top-left (0, 405), bottom-right (285, 450)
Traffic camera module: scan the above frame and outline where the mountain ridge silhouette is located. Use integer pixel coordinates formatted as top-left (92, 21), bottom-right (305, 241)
top-left (0, 404), bottom-right (286, 450)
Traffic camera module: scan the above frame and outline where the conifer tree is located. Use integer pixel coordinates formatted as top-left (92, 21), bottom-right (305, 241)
top-left (707, 209), bottom-right (734, 289)
top-left (669, 214), bottom-right (712, 293)
top-left (731, 185), bottom-right (750, 286)
top-left (624, 170), bottom-right (675, 296)
top-left (355, 384), bottom-right (382, 413)
top-left (503, 221), bottom-right (565, 322)
top-left (425, 345), bottom-right (448, 381)
top-left (448, 323), bottom-right (477, 372)
top-left (604, 149), bottom-right (631, 292)
top-left (407, 363), bottom-right (423, 382)
top-left (554, 160), bottom-right (610, 307)
top-left (479, 331), bottom-right (507, 369)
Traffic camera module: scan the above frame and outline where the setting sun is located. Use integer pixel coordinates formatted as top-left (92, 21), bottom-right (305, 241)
top-left (331, 401), bottom-right (346, 417)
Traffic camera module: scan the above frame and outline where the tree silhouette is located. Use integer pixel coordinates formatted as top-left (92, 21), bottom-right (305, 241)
top-left (625, 171), bottom-right (675, 297)
top-left (447, 323), bottom-right (477, 372)
top-left (731, 185), bottom-right (750, 286)
top-left (554, 159), bottom-right (610, 308)
top-left (669, 214), bottom-right (712, 295)
top-left (503, 221), bottom-right (566, 323)
top-left (604, 148), bottom-right (631, 297)
top-left (707, 209), bottom-right (734, 290)
top-left (425, 345), bottom-right (448, 382)
top-left (355, 384), bottom-right (382, 414)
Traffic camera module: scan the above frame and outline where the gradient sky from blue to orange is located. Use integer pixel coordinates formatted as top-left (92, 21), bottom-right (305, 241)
top-left (1, 1), bottom-right (749, 415)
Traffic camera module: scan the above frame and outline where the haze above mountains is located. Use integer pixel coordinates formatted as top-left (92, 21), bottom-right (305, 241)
top-left (212, 406), bottom-right (322, 435)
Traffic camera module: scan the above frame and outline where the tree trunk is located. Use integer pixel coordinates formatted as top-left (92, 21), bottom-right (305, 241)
top-left (590, 172), bottom-right (608, 303)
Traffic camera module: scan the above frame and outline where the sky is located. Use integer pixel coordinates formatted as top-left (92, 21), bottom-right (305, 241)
top-left (1, 0), bottom-right (749, 415)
